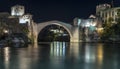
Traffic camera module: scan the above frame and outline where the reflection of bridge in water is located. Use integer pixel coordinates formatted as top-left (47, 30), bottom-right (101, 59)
top-left (50, 42), bottom-right (68, 57)
top-left (2, 42), bottom-right (120, 69)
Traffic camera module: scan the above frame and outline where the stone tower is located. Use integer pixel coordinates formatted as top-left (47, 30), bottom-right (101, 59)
top-left (19, 14), bottom-right (32, 24)
top-left (11, 5), bottom-right (25, 16)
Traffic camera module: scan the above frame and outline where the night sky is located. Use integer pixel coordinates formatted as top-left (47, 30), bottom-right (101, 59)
top-left (0, 0), bottom-right (120, 23)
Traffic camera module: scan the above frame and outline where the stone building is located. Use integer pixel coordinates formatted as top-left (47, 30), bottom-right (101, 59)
top-left (73, 15), bottom-right (103, 42)
top-left (96, 4), bottom-right (120, 23)
top-left (0, 5), bottom-right (34, 42)
top-left (0, 12), bottom-right (19, 37)
top-left (10, 5), bottom-right (34, 39)
top-left (11, 5), bottom-right (25, 16)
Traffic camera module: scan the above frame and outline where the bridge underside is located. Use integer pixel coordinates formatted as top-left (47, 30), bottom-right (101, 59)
top-left (37, 25), bottom-right (70, 42)
top-left (31, 20), bottom-right (81, 43)
top-left (33, 28), bottom-right (80, 43)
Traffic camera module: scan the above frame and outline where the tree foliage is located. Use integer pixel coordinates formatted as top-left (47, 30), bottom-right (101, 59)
top-left (101, 9), bottom-right (120, 40)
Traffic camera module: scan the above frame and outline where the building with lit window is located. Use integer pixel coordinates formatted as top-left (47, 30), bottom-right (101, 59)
top-left (11, 5), bottom-right (34, 39)
top-left (0, 12), bottom-right (20, 37)
top-left (73, 15), bottom-right (102, 41)
top-left (0, 5), bottom-right (34, 41)
top-left (96, 4), bottom-right (120, 23)
top-left (11, 5), bottom-right (25, 16)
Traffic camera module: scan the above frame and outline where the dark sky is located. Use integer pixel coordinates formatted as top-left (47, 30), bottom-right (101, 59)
top-left (0, 0), bottom-right (120, 23)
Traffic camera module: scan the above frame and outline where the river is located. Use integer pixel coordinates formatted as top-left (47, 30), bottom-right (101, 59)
top-left (0, 42), bottom-right (120, 69)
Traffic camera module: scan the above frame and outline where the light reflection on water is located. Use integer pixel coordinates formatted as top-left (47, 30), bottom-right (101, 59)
top-left (4, 47), bottom-right (10, 69)
top-left (50, 42), bottom-right (66, 57)
top-left (0, 42), bottom-right (120, 69)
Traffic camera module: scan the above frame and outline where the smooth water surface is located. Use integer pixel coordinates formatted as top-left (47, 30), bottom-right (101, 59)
top-left (0, 42), bottom-right (120, 69)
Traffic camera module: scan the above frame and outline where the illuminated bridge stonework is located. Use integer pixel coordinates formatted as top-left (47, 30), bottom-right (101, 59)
top-left (32, 20), bottom-right (80, 43)
top-left (31, 18), bottom-right (102, 43)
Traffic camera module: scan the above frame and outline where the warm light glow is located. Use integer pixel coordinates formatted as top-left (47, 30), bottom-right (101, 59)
top-left (97, 44), bottom-right (103, 65)
top-left (70, 43), bottom-right (80, 59)
top-left (97, 28), bottom-right (103, 30)
top-left (4, 29), bottom-right (8, 33)
top-left (96, 28), bottom-right (103, 34)
top-left (4, 47), bottom-right (10, 62)
top-left (4, 47), bottom-right (10, 69)
top-left (91, 22), bottom-right (96, 26)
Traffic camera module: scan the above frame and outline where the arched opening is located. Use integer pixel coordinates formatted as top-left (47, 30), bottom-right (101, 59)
top-left (38, 24), bottom-right (70, 42)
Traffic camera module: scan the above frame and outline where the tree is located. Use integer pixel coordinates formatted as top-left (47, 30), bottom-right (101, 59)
top-left (101, 9), bottom-right (120, 41)
top-left (114, 9), bottom-right (120, 36)
top-left (101, 17), bottom-right (114, 39)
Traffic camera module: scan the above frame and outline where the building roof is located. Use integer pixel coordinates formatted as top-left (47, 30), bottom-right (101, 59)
top-left (100, 7), bottom-right (120, 11)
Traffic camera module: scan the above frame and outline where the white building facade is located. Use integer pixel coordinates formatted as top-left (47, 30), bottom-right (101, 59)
top-left (96, 4), bottom-right (120, 23)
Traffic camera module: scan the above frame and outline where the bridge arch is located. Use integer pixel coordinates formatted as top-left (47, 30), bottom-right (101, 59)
top-left (36, 20), bottom-right (73, 42)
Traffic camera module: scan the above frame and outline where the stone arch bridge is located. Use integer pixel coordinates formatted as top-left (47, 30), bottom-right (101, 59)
top-left (31, 20), bottom-right (80, 43)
